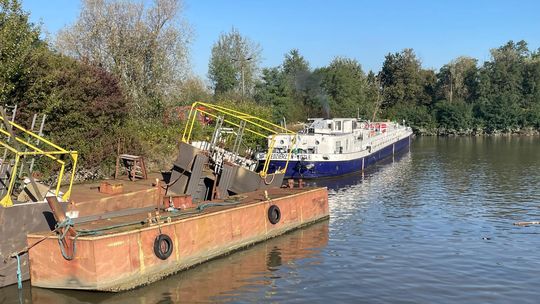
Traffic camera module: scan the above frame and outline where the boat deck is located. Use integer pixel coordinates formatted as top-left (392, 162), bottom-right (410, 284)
top-left (31, 187), bottom-right (317, 237)
top-left (62, 173), bottom-right (162, 220)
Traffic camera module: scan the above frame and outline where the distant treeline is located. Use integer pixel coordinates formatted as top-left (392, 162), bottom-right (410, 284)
top-left (1, 0), bottom-right (539, 176)
top-left (242, 44), bottom-right (540, 136)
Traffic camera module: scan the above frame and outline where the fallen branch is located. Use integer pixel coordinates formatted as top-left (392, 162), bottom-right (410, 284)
top-left (514, 221), bottom-right (540, 226)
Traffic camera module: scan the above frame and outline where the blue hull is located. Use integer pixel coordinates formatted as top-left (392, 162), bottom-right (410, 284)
top-left (265, 135), bottom-right (411, 179)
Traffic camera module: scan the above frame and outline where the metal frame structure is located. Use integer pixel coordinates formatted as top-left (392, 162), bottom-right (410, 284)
top-left (0, 114), bottom-right (78, 207)
top-left (181, 102), bottom-right (296, 177)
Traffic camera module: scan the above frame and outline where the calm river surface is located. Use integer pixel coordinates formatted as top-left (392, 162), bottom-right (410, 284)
top-left (1, 136), bottom-right (540, 303)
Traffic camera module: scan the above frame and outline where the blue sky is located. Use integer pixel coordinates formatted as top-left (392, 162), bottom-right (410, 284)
top-left (22, 0), bottom-right (540, 79)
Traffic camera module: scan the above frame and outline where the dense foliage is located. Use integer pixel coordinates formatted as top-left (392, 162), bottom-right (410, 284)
top-left (250, 42), bottom-right (540, 135)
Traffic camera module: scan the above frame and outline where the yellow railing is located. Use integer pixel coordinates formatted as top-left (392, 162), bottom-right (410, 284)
top-left (181, 102), bottom-right (296, 177)
top-left (0, 115), bottom-right (78, 207)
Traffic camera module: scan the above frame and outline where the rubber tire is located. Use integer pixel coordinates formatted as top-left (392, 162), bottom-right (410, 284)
top-left (154, 234), bottom-right (173, 260)
top-left (268, 205), bottom-right (281, 225)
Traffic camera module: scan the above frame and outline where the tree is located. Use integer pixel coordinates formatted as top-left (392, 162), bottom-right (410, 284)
top-left (177, 76), bottom-right (212, 105)
top-left (437, 56), bottom-right (478, 103)
top-left (255, 67), bottom-right (294, 121)
top-left (208, 28), bottom-right (262, 97)
top-left (0, 0), bottom-right (42, 104)
top-left (319, 57), bottom-right (370, 117)
top-left (366, 71), bottom-right (388, 120)
top-left (281, 49), bottom-right (311, 115)
top-left (379, 48), bottom-right (429, 108)
top-left (283, 49), bottom-right (310, 77)
top-left (476, 40), bottom-right (529, 131)
top-left (56, 0), bottom-right (192, 118)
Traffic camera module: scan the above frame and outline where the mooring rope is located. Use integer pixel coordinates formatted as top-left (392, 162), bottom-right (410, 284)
top-left (15, 254), bottom-right (22, 289)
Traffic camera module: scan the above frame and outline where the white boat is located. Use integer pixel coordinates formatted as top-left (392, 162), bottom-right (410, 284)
top-left (257, 118), bottom-right (413, 178)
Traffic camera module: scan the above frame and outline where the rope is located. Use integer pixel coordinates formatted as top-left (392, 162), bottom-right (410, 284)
top-left (55, 217), bottom-right (78, 260)
top-left (261, 172), bottom-right (276, 185)
top-left (16, 254), bottom-right (22, 289)
top-left (7, 195), bottom-right (249, 272)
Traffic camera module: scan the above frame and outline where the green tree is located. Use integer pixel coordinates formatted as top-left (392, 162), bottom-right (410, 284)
top-left (255, 67), bottom-right (294, 122)
top-left (208, 28), bottom-right (261, 97)
top-left (522, 50), bottom-right (540, 127)
top-left (0, 0), bottom-right (42, 104)
top-left (283, 49), bottom-right (310, 77)
top-left (319, 57), bottom-right (370, 117)
top-left (434, 100), bottom-right (474, 131)
top-left (476, 40), bottom-right (529, 131)
top-left (56, 0), bottom-right (192, 119)
top-left (437, 56), bottom-right (478, 103)
top-left (379, 48), bottom-right (429, 108)
top-left (365, 71), bottom-right (382, 120)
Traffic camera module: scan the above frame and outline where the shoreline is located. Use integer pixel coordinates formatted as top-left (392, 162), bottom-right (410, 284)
top-left (413, 127), bottom-right (540, 137)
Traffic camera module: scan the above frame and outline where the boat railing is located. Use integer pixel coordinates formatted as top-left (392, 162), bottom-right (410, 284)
top-left (181, 102), bottom-right (296, 178)
top-left (0, 107), bottom-right (78, 207)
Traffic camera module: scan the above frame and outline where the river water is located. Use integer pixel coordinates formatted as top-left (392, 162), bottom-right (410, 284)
top-left (1, 136), bottom-right (540, 303)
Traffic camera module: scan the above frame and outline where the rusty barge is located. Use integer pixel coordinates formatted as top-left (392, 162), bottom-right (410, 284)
top-left (28, 186), bottom-right (328, 291)
top-left (22, 102), bottom-right (329, 291)
top-left (0, 105), bottom-right (168, 288)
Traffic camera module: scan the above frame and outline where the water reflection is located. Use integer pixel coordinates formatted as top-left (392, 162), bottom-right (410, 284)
top-left (1, 221), bottom-right (328, 304)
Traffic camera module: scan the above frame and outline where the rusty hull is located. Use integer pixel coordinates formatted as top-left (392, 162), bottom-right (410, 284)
top-left (27, 187), bottom-right (329, 291)
top-left (28, 221), bottom-right (329, 304)
top-left (0, 177), bottom-right (160, 288)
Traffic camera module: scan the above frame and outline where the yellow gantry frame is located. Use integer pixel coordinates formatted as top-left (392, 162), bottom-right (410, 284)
top-left (181, 102), bottom-right (297, 177)
top-left (0, 116), bottom-right (78, 207)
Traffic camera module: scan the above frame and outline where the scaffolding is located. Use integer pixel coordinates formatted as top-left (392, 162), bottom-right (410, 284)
top-left (0, 108), bottom-right (78, 207)
top-left (181, 102), bottom-right (296, 177)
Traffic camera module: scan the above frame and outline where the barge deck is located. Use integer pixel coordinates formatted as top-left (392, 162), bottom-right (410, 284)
top-left (27, 186), bottom-right (328, 291)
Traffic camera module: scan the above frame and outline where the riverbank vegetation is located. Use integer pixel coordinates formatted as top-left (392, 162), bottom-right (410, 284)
top-left (1, 0), bottom-right (539, 176)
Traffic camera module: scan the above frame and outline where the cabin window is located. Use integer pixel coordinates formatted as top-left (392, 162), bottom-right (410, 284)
top-left (327, 123), bottom-right (332, 129)
top-left (352, 121), bottom-right (357, 129)
top-left (335, 141), bottom-right (342, 154)
top-left (335, 121), bottom-right (342, 131)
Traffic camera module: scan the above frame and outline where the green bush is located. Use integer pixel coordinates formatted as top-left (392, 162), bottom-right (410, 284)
top-left (434, 100), bottom-right (474, 131)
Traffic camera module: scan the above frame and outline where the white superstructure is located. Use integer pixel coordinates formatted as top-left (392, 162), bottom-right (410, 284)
top-left (260, 118), bottom-right (412, 163)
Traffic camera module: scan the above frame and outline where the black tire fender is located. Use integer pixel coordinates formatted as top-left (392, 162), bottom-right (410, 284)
top-left (268, 205), bottom-right (281, 225)
top-left (154, 234), bottom-right (173, 260)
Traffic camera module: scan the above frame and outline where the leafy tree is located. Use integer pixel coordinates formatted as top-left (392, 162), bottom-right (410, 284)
top-left (255, 67), bottom-right (293, 121)
top-left (208, 28), bottom-right (261, 97)
top-left (283, 49), bottom-right (310, 77)
top-left (319, 57), bottom-right (370, 117)
top-left (14, 50), bottom-right (129, 170)
top-left (56, 0), bottom-right (192, 119)
top-left (379, 49), bottom-right (429, 108)
top-left (522, 50), bottom-right (540, 126)
top-left (385, 103), bottom-right (436, 132)
top-left (365, 71), bottom-right (382, 120)
top-left (476, 40), bottom-right (529, 131)
top-left (437, 56), bottom-right (478, 103)
top-left (177, 77), bottom-right (212, 105)
top-left (434, 100), bottom-right (473, 131)
top-left (0, 0), bottom-right (42, 104)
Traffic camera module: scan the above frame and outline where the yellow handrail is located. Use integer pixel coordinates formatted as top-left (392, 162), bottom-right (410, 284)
top-left (0, 115), bottom-right (77, 207)
top-left (180, 101), bottom-right (296, 177)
